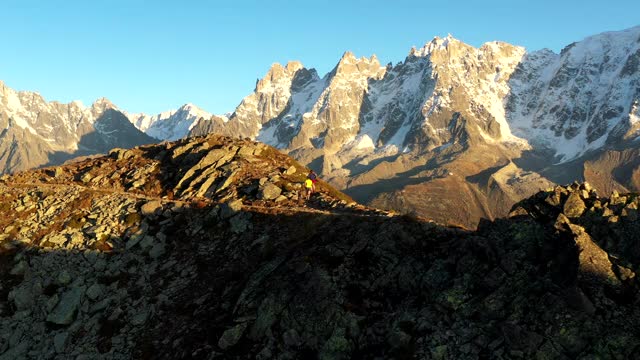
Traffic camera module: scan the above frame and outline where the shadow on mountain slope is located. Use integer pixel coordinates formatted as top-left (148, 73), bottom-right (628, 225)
top-left (1, 182), bottom-right (639, 359)
top-left (2, 134), bottom-right (639, 359)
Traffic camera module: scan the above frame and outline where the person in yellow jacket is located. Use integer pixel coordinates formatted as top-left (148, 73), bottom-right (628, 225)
top-left (304, 178), bottom-right (314, 200)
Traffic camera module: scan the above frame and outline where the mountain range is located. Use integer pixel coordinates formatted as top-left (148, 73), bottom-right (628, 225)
top-left (0, 82), bottom-right (156, 174)
top-left (1, 26), bottom-right (639, 227)
top-left (188, 25), bottom-right (640, 227)
top-left (125, 103), bottom-right (216, 141)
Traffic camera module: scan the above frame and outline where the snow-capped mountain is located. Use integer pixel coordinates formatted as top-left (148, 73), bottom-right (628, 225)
top-left (3, 26), bottom-right (638, 227)
top-left (126, 103), bottom-right (216, 141)
top-left (191, 36), bottom-right (531, 169)
top-left (0, 81), bottom-right (156, 173)
top-left (189, 26), bottom-right (640, 227)
top-left (508, 26), bottom-right (640, 162)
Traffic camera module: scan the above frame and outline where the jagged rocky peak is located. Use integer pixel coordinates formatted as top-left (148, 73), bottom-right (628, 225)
top-left (478, 40), bottom-right (526, 63)
top-left (0, 80), bottom-right (14, 99)
top-left (91, 97), bottom-right (115, 110)
top-left (405, 35), bottom-right (527, 145)
top-left (406, 34), bottom-right (525, 74)
top-left (173, 102), bottom-right (211, 120)
top-left (411, 33), bottom-right (461, 57)
top-left (331, 51), bottom-right (385, 79)
top-left (256, 60), bottom-right (306, 91)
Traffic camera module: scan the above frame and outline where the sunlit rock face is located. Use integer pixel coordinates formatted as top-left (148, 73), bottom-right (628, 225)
top-left (0, 81), bottom-right (155, 173)
top-left (188, 26), bottom-right (640, 228)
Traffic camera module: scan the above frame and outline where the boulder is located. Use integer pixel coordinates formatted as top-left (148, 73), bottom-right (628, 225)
top-left (48, 234), bottom-right (68, 246)
top-left (237, 146), bottom-right (256, 157)
top-left (86, 284), bottom-right (103, 301)
top-left (284, 166), bottom-right (297, 175)
top-left (9, 284), bottom-right (35, 311)
top-left (149, 243), bottom-right (166, 259)
top-left (563, 192), bottom-right (586, 218)
top-left (139, 235), bottom-right (155, 249)
top-left (218, 323), bottom-right (248, 350)
top-left (46, 286), bottom-right (86, 325)
top-left (260, 183), bottom-right (282, 200)
top-left (53, 332), bottom-right (68, 353)
top-left (81, 172), bottom-right (93, 183)
top-left (109, 148), bottom-right (134, 160)
top-left (10, 260), bottom-right (28, 276)
top-left (141, 200), bottom-right (163, 216)
top-left (56, 270), bottom-right (72, 286)
top-left (130, 310), bottom-right (149, 326)
top-left (220, 199), bottom-right (243, 219)
top-left (230, 215), bottom-right (251, 234)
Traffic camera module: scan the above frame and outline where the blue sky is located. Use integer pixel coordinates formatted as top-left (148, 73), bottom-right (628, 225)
top-left (1, 0), bottom-right (638, 115)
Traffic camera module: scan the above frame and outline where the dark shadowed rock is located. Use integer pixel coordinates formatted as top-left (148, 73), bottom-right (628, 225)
top-left (46, 286), bottom-right (86, 325)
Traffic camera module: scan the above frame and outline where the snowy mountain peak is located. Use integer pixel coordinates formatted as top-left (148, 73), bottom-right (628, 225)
top-left (285, 60), bottom-right (304, 73)
top-left (256, 61), bottom-right (306, 92)
top-left (125, 103), bottom-right (213, 141)
top-left (70, 100), bottom-right (86, 110)
top-left (336, 51), bottom-right (380, 67)
top-left (507, 26), bottom-right (640, 163)
top-left (91, 97), bottom-right (116, 111)
top-left (333, 51), bottom-right (384, 80)
top-left (413, 34), bottom-right (463, 57)
top-left (179, 103), bottom-right (199, 112)
top-left (191, 26), bottom-right (640, 178)
top-left (0, 81), bottom-right (154, 173)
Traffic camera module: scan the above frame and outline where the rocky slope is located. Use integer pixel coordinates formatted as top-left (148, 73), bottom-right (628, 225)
top-left (0, 81), bottom-right (157, 174)
top-left (0, 134), bottom-right (639, 359)
top-left (189, 26), bottom-right (640, 228)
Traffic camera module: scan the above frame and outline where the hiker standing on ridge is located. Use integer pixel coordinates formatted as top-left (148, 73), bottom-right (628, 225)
top-left (307, 170), bottom-right (318, 194)
top-left (304, 177), bottom-right (314, 200)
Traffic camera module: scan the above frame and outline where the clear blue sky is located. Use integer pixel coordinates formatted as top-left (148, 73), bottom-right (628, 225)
top-left (1, 0), bottom-right (638, 115)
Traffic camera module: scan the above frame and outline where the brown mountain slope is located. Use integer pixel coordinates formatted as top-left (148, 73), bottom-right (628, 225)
top-left (0, 135), bottom-right (639, 359)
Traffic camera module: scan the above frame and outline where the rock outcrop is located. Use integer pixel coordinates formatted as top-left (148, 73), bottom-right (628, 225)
top-left (0, 135), bottom-right (639, 359)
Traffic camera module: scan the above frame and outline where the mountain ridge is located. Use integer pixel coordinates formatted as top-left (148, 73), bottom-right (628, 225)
top-left (0, 81), bottom-right (156, 174)
top-left (125, 103), bottom-right (217, 141)
top-left (0, 133), bottom-right (638, 358)
top-left (185, 25), bottom-right (640, 228)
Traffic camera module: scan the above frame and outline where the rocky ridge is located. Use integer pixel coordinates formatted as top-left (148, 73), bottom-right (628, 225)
top-left (0, 134), bottom-right (639, 359)
top-left (0, 134), bottom-right (384, 358)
